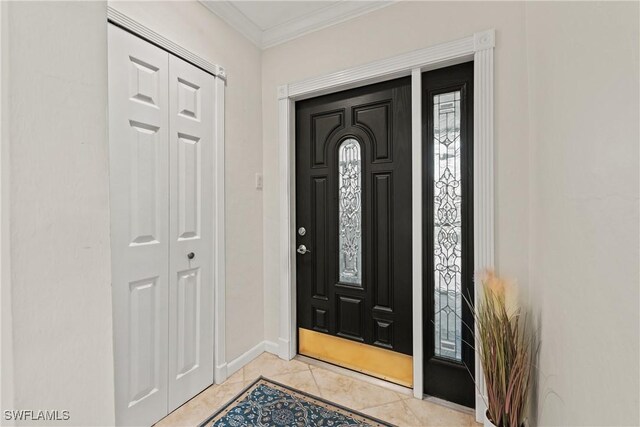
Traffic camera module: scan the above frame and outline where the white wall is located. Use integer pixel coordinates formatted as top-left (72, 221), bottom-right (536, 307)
top-left (261, 2), bottom-right (639, 425)
top-left (0, 0), bottom-right (14, 418)
top-left (110, 0), bottom-right (265, 370)
top-left (5, 2), bottom-right (115, 425)
top-left (526, 2), bottom-right (640, 425)
top-left (261, 0), bottom-right (532, 359)
top-left (2, 1), bottom-right (638, 425)
top-left (3, 1), bottom-right (264, 425)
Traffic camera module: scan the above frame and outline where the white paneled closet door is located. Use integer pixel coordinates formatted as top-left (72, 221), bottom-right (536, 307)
top-left (108, 24), bottom-right (215, 426)
top-left (167, 54), bottom-right (214, 412)
top-left (109, 24), bottom-right (170, 427)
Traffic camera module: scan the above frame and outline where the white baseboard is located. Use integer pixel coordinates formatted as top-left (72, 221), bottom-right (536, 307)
top-left (221, 339), bottom-right (288, 381)
top-left (226, 341), bottom-right (272, 377)
top-left (277, 337), bottom-right (292, 360)
top-left (264, 340), bottom-right (279, 355)
top-left (214, 363), bottom-right (228, 385)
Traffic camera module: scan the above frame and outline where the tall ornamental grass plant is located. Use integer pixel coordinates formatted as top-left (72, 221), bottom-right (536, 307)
top-left (470, 271), bottom-right (535, 427)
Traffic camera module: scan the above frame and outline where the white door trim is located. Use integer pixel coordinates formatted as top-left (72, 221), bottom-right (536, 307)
top-left (106, 7), bottom-right (228, 387)
top-left (107, 6), bottom-right (226, 81)
top-left (410, 67), bottom-right (423, 400)
top-left (212, 76), bottom-right (227, 384)
top-left (277, 29), bottom-right (495, 422)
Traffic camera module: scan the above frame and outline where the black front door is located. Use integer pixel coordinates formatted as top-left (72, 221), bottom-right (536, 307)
top-left (423, 62), bottom-right (475, 407)
top-left (295, 77), bottom-right (413, 385)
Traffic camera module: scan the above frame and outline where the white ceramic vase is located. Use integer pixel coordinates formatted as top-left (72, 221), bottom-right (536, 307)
top-left (484, 411), bottom-right (498, 427)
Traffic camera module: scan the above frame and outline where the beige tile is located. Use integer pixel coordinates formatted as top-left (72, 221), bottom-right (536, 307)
top-left (361, 399), bottom-right (423, 426)
top-left (404, 397), bottom-right (477, 426)
top-left (311, 366), bottom-right (403, 410)
top-left (155, 353), bottom-right (478, 427)
top-left (154, 386), bottom-right (216, 427)
top-left (199, 380), bottom-right (248, 410)
top-left (270, 370), bottom-right (322, 396)
top-left (155, 381), bottom-right (248, 427)
top-left (226, 368), bottom-right (244, 384)
top-left (395, 390), bottom-right (414, 401)
top-left (154, 403), bottom-right (205, 426)
top-left (243, 352), bottom-right (310, 382)
top-left (237, 381), bottom-right (257, 396)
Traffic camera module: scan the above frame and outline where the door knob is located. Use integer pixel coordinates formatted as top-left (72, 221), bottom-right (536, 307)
top-left (296, 245), bottom-right (311, 255)
top-left (187, 252), bottom-right (195, 260)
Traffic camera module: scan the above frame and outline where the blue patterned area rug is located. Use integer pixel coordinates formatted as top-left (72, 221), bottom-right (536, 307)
top-left (199, 377), bottom-right (394, 427)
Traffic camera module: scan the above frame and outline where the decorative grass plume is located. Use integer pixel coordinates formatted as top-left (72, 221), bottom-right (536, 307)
top-left (468, 270), bottom-right (535, 427)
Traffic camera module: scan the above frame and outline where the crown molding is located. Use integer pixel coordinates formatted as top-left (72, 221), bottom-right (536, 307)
top-left (261, 1), bottom-right (395, 48)
top-left (200, 1), bottom-right (263, 46)
top-left (199, 1), bottom-right (396, 50)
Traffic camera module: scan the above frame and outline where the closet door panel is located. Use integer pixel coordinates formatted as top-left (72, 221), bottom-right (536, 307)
top-left (108, 23), bottom-right (170, 427)
top-left (167, 54), bottom-right (215, 412)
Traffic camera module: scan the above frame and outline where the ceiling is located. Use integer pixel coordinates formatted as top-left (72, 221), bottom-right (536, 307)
top-left (233, 2), bottom-right (337, 30)
top-left (199, 1), bottom-right (395, 49)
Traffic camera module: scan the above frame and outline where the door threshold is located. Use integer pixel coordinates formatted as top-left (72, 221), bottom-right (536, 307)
top-left (298, 328), bottom-right (413, 388)
top-left (295, 354), bottom-right (413, 396)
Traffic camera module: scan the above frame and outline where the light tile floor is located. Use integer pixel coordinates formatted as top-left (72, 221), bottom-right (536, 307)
top-left (155, 353), bottom-right (480, 427)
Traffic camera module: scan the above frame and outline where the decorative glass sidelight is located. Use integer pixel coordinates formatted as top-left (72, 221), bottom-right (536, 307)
top-left (433, 91), bottom-right (463, 361)
top-left (338, 138), bottom-right (362, 285)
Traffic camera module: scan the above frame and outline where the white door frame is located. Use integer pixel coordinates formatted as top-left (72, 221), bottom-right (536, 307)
top-left (277, 29), bottom-right (495, 422)
top-left (106, 6), bottom-right (228, 385)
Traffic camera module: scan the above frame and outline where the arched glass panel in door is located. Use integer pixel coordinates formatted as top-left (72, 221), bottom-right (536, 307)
top-left (338, 138), bottom-right (362, 285)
